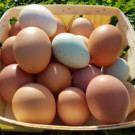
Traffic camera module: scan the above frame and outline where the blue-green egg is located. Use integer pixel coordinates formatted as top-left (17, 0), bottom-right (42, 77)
top-left (102, 58), bottom-right (130, 81)
top-left (52, 33), bottom-right (90, 68)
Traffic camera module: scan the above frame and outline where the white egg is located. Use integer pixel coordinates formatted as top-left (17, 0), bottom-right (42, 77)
top-left (102, 58), bottom-right (130, 81)
top-left (19, 4), bottom-right (57, 37)
top-left (52, 33), bottom-right (90, 68)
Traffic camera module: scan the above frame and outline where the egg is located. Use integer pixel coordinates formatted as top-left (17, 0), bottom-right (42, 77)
top-left (89, 24), bottom-right (123, 67)
top-left (1, 36), bottom-right (16, 66)
top-left (86, 75), bottom-right (130, 124)
top-left (12, 83), bottom-right (56, 124)
top-left (76, 35), bottom-right (89, 50)
top-left (0, 49), bottom-right (4, 71)
top-left (57, 87), bottom-right (90, 126)
top-left (102, 58), bottom-right (130, 81)
top-left (68, 17), bottom-right (94, 38)
top-left (72, 65), bottom-right (103, 92)
top-left (13, 27), bottom-right (52, 74)
top-left (123, 82), bottom-right (135, 114)
top-left (0, 64), bottom-right (33, 104)
top-left (9, 21), bottom-right (22, 37)
top-left (19, 4), bottom-right (57, 37)
top-left (52, 33), bottom-right (90, 68)
top-left (50, 17), bottom-right (67, 40)
top-left (37, 62), bottom-right (71, 96)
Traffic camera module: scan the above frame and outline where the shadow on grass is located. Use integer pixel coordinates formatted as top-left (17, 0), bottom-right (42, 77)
top-left (1, 127), bottom-right (135, 135)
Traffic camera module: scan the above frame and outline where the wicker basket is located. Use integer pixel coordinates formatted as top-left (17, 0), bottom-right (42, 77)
top-left (0, 5), bottom-right (135, 132)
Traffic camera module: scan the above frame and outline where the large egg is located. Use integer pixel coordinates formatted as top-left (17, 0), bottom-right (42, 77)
top-left (19, 4), bottom-right (57, 37)
top-left (72, 65), bottom-right (102, 92)
top-left (57, 87), bottom-right (90, 126)
top-left (12, 83), bottom-right (56, 124)
top-left (52, 33), bottom-right (90, 68)
top-left (9, 21), bottom-right (22, 37)
top-left (68, 17), bottom-right (94, 38)
top-left (123, 81), bottom-right (135, 114)
top-left (37, 62), bottom-right (71, 96)
top-left (89, 24), bottom-right (123, 67)
top-left (86, 75), bottom-right (130, 124)
top-left (102, 58), bottom-right (130, 81)
top-left (1, 36), bottom-right (16, 66)
top-left (0, 64), bottom-right (33, 104)
top-left (13, 27), bottom-right (52, 74)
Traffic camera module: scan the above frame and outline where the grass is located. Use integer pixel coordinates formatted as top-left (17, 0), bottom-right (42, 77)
top-left (0, 0), bottom-right (135, 134)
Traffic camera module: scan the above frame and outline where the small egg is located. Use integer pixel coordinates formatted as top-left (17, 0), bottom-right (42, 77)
top-left (13, 27), bottom-right (52, 74)
top-left (50, 18), bottom-right (67, 40)
top-left (57, 87), bottom-right (90, 126)
top-left (76, 35), bottom-right (89, 50)
top-left (102, 58), bottom-right (130, 81)
top-left (123, 81), bottom-right (135, 114)
top-left (52, 33), bottom-right (90, 68)
top-left (19, 4), bottom-right (57, 37)
top-left (1, 36), bottom-right (16, 66)
top-left (89, 24), bottom-right (123, 67)
top-left (0, 64), bottom-right (33, 104)
top-left (12, 83), bottom-right (56, 124)
top-left (86, 75), bottom-right (130, 124)
top-left (37, 62), bottom-right (71, 96)
top-left (9, 21), bottom-right (22, 37)
top-left (72, 65), bottom-right (103, 92)
top-left (68, 17), bottom-right (94, 38)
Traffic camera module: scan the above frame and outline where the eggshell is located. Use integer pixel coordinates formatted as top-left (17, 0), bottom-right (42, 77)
top-left (50, 18), bottom-right (67, 40)
top-left (0, 64), bottom-right (33, 104)
top-left (1, 36), bottom-right (16, 66)
top-left (68, 17), bottom-right (94, 38)
top-left (89, 24), bottom-right (123, 67)
top-left (9, 21), bottom-right (22, 37)
top-left (102, 58), bottom-right (130, 81)
top-left (123, 82), bottom-right (135, 114)
top-left (52, 33), bottom-right (90, 68)
top-left (13, 27), bottom-right (52, 74)
top-left (57, 87), bottom-right (90, 126)
top-left (37, 62), bottom-right (71, 96)
top-left (19, 4), bottom-right (57, 37)
top-left (72, 65), bottom-right (103, 92)
top-left (12, 83), bottom-right (56, 124)
top-left (86, 75), bottom-right (130, 124)
top-left (76, 35), bottom-right (89, 50)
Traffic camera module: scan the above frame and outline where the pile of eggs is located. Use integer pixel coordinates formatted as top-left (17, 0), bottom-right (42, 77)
top-left (0, 4), bottom-right (134, 126)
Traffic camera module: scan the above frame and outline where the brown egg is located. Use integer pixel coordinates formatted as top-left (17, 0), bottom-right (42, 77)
top-left (12, 83), bottom-right (56, 124)
top-left (9, 21), bottom-right (22, 37)
top-left (37, 62), bottom-right (71, 96)
top-left (0, 49), bottom-right (4, 71)
top-left (68, 17), bottom-right (94, 38)
top-left (50, 18), bottom-right (67, 40)
top-left (72, 65), bottom-right (103, 92)
top-left (86, 75), bottom-right (130, 124)
top-left (123, 81), bottom-right (135, 114)
top-left (76, 35), bottom-right (89, 50)
top-left (57, 87), bottom-right (90, 126)
top-left (13, 27), bottom-right (52, 74)
top-left (0, 64), bottom-right (33, 104)
top-left (88, 24), bottom-right (123, 67)
top-left (1, 36), bottom-right (16, 66)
